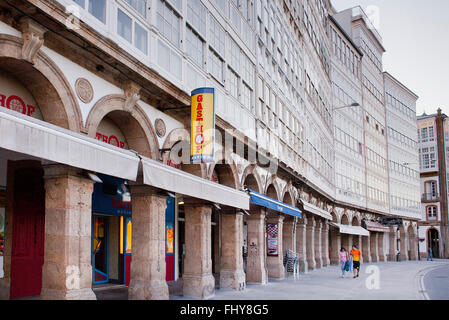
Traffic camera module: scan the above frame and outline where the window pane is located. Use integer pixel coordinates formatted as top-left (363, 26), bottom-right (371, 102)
top-left (117, 9), bottom-right (132, 43)
top-left (157, 0), bottom-right (180, 48)
top-left (186, 27), bottom-right (204, 66)
top-left (89, 0), bottom-right (106, 22)
top-left (73, 0), bottom-right (85, 8)
top-left (134, 22), bottom-right (148, 54)
top-left (124, 0), bottom-right (147, 17)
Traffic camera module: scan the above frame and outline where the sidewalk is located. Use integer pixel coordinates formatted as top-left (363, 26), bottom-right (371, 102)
top-left (93, 260), bottom-right (449, 300)
top-left (173, 260), bottom-right (449, 300)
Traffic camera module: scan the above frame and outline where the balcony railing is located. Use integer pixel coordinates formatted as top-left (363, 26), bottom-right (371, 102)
top-left (422, 193), bottom-right (439, 201)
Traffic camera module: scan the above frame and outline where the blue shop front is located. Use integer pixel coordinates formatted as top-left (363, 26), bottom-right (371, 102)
top-left (91, 174), bottom-right (175, 286)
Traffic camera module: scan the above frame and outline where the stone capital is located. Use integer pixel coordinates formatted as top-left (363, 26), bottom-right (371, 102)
top-left (124, 81), bottom-right (141, 112)
top-left (20, 16), bottom-right (47, 64)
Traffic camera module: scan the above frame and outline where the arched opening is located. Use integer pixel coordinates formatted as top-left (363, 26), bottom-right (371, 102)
top-left (0, 46), bottom-right (81, 298)
top-left (427, 228), bottom-right (440, 258)
top-left (89, 109), bottom-right (156, 287)
top-left (0, 37), bottom-right (82, 131)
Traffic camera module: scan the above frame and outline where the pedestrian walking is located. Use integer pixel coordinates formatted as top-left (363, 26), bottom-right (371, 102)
top-left (339, 247), bottom-right (349, 278)
top-left (350, 245), bottom-right (361, 278)
top-left (427, 247), bottom-right (433, 261)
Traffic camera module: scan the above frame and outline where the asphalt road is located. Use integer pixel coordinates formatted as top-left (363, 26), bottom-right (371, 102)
top-left (423, 263), bottom-right (449, 300)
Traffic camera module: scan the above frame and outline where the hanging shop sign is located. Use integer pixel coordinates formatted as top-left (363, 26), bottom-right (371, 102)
top-left (190, 87), bottom-right (215, 163)
top-left (267, 223), bottom-right (279, 256)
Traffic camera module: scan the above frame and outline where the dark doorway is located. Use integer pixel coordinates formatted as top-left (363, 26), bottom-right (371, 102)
top-left (428, 229), bottom-right (440, 258)
top-left (10, 167), bottom-right (45, 299)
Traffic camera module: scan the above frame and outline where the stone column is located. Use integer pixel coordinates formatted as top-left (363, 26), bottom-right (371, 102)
top-left (400, 227), bottom-right (409, 261)
top-left (246, 208), bottom-right (268, 284)
top-left (128, 185), bottom-right (168, 300)
top-left (296, 217), bottom-right (308, 273)
top-left (266, 215), bottom-right (285, 279)
top-left (40, 164), bottom-right (96, 300)
top-left (370, 232), bottom-right (379, 262)
top-left (329, 227), bottom-right (341, 265)
top-left (388, 227), bottom-right (398, 261)
top-left (362, 235), bottom-right (372, 263)
top-left (220, 211), bottom-right (246, 291)
top-left (283, 218), bottom-right (296, 253)
top-left (409, 229), bottom-right (418, 261)
top-left (182, 200), bottom-right (215, 299)
top-left (378, 233), bottom-right (387, 262)
top-left (314, 219), bottom-right (323, 268)
top-left (321, 222), bottom-right (330, 266)
top-left (306, 215), bottom-right (316, 270)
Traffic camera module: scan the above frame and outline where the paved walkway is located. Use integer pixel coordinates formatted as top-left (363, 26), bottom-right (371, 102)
top-left (171, 259), bottom-right (449, 300)
top-left (92, 259), bottom-right (449, 300)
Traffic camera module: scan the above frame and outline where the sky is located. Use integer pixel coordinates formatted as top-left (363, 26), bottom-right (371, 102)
top-left (331, 0), bottom-right (449, 116)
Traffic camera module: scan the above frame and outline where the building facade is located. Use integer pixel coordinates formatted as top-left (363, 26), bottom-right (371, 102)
top-left (417, 110), bottom-right (449, 259)
top-left (0, 0), bottom-right (421, 300)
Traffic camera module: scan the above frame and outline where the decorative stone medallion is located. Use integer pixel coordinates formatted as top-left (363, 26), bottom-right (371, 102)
top-left (75, 78), bottom-right (94, 103)
top-left (155, 118), bottom-right (166, 137)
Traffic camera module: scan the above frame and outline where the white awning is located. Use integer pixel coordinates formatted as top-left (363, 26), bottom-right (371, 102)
top-left (301, 200), bottom-right (332, 220)
top-left (141, 157), bottom-right (249, 210)
top-left (0, 107), bottom-right (140, 180)
top-left (329, 222), bottom-right (369, 236)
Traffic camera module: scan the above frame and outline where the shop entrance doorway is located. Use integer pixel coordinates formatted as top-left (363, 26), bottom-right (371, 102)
top-left (428, 228), bottom-right (440, 258)
top-left (92, 216), bottom-right (109, 283)
top-left (10, 166), bottom-right (45, 299)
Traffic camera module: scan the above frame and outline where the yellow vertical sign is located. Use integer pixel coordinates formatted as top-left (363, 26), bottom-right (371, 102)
top-left (190, 87), bottom-right (215, 163)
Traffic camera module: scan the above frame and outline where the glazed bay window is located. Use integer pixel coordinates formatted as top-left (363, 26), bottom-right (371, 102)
top-left (227, 67), bottom-right (240, 100)
top-left (117, 8), bottom-right (148, 54)
top-left (157, 0), bottom-right (181, 48)
top-left (209, 16), bottom-right (225, 58)
top-left (185, 26), bottom-right (204, 66)
top-left (187, 0), bottom-right (206, 36)
top-left (73, 0), bottom-right (106, 23)
top-left (209, 49), bottom-right (224, 83)
top-left (242, 83), bottom-right (253, 113)
top-left (123, 0), bottom-right (148, 17)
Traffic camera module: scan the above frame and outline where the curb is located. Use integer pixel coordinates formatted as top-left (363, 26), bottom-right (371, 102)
top-left (416, 262), bottom-right (449, 300)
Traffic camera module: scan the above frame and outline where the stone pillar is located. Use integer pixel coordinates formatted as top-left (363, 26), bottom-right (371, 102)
top-left (246, 208), bottom-right (268, 284)
top-left (266, 215), bottom-right (285, 279)
top-left (409, 229), bottom-right (418, 261)
top-left (400, 227), bottom-right (409, 261)
top-left (388, 227), bottom-right (398, 261)
top-left (321, 222), bottom-right (330, 266)
top-left (329, 228), bottom-right (341, 265)
top-left (128, 185), bottom-right (168, 300)
top-left (220, 212), bottom-right (246, 291)
top-left (182, 201), bottom-right (215, 299)
top-left (378, 233), bottom-right (387, 262)
top-left (40, 164), bottom-right (96, 300)
top-left (314, 219), bottom-right (323, 268)
top-left (306, 215), bottom-right (316, 270)
top-left (283, 218), bottom-right (296, 253)
top-left (296, 217), bottom-right (308, 273)
top-left (362, 235), bottom-right (372, 263)
top-left (370, 233), bottom-right (379, 262)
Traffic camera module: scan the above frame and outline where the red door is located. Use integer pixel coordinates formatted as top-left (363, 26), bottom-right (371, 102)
top-left (10, 167), bottom-right (45, 299)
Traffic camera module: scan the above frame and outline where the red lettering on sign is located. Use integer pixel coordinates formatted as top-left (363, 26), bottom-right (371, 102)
top-left (95, 132), bottom-right (126, 149)
top-left (7, 95), bottom-right (26, 114)
top-left (0, 93), bottom-right (37, 117)
top-left (197, 95), bottom-right (203, 103)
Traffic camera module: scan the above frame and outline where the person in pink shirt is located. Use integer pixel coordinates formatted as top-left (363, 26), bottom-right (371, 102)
top-left (339, 247), bottom-right (349, 278)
